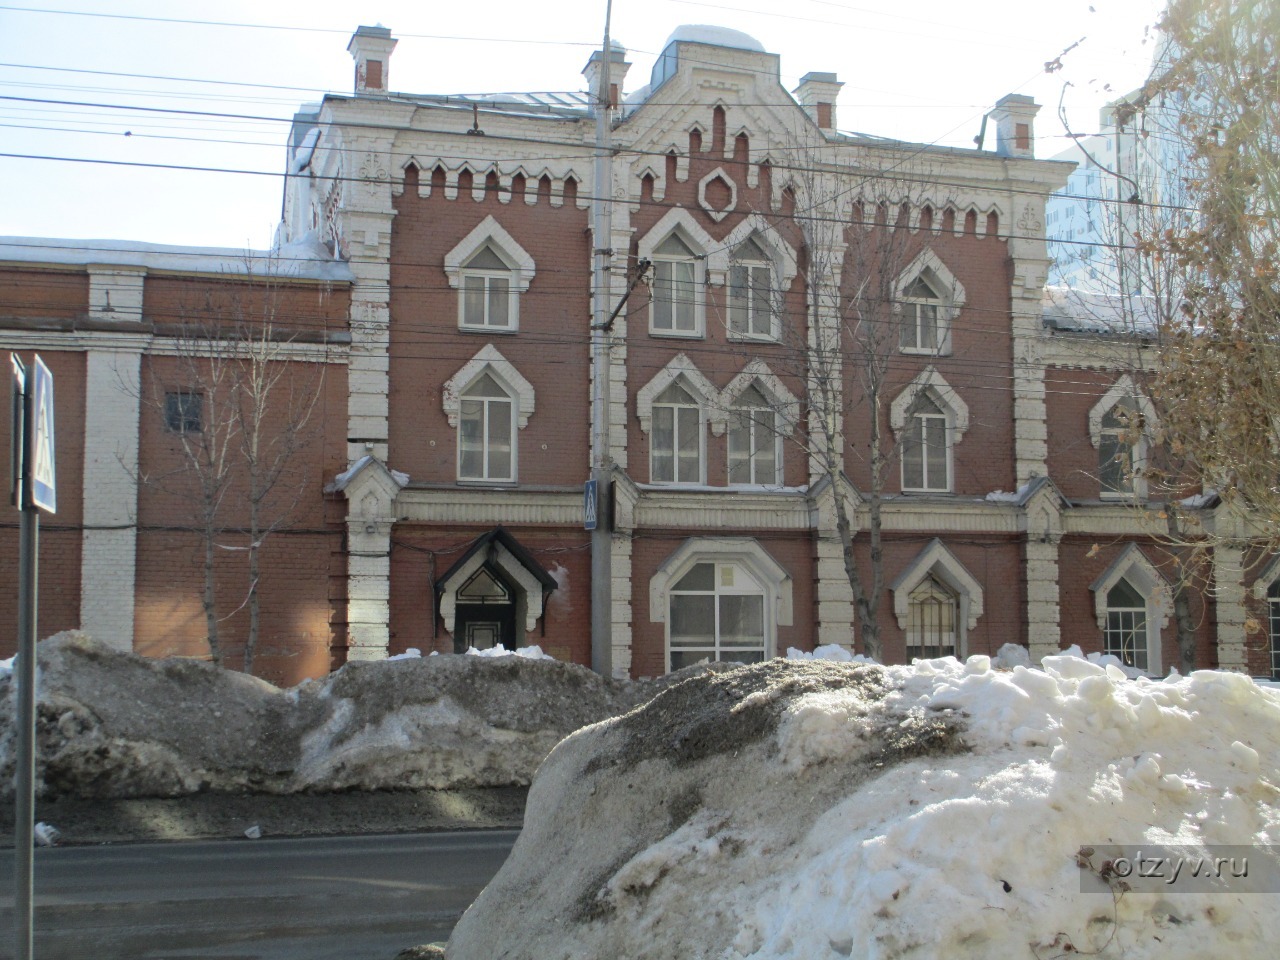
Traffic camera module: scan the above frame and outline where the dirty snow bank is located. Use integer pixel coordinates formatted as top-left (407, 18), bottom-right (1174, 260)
top-left (448, 656), bottom-right (1280, 960)
top-left (0, 632), bottom-right (720, 799)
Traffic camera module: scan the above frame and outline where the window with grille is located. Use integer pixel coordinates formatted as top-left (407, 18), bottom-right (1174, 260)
top-left (728, 384), bottom-right (779, 485)
top-left (906, 576), bottom-right (957, 660)
top-left (651, 233), bottom-right (700, 335)
top-left (164, 391), bottom-right (203, 433)
top-left (1269, 581), bottom-right (1280, 680)
top-left (1104, 577), bottom-right (1148, 671)
top-left (1099, 396), bottom-right (1142, 496)
top-left (668, 561), bottom-right (767, 670)
top-left (458, 372), bottom-right (515, 481)
top-left (902, 394), bottom-right (949, 492)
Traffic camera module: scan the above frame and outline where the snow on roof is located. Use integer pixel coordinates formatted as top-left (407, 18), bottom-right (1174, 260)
top-left (1041, 285), bottom-right (1162, 336)
top-left (662, 24), bottom-right (766, 53)
top-left (0, 233), bottom-right (353, 282)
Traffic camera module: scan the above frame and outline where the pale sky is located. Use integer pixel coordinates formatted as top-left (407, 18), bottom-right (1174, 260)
top-left (0, 0), bottom-right (1166, 250)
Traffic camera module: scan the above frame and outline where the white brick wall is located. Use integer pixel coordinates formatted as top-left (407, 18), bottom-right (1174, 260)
top-left (80, 348), bottom-right (141, 650)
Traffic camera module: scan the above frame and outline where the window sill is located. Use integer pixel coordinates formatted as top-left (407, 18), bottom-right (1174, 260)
top-left (898, 346), bottom-right (951, 357)
top-left (458, 324), bottom-right (518, 335)
top-left (649, 328), bottom-right (705, 340)
top-left (727, 331), bottom-right (780, 345)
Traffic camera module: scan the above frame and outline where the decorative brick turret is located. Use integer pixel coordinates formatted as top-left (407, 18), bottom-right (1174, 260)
top-left (582, 41), bottom-right (631, 111)
top-left (991, 93), bottom-right (1041, 159)
top-left (793, 72), bottom-right (843, 131)
top-left (348, 25), bottom-right (396, 95)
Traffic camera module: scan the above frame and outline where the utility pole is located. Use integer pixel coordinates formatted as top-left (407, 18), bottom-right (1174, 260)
top-left (589, 0), bottom-right (615, 676)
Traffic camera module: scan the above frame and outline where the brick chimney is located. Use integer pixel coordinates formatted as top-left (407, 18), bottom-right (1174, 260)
top-left (582, 41), bottom-right (631, 112)
top-left (348, 25), bottom-right (397, 96)
top-left (990, 94), bottom-right (1041, 159)
top-left (793, 72), bottom-right (843, 132)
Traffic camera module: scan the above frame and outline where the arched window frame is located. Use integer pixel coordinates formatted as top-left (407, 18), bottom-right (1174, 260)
top-left (443, 216), bottom-right (536, 333)
top-left (638, 208), bottom-right (719, 339)
top-left (894, 248), bottom-right (964, 356)
top-left (650, 537), bottom-right (793, 673)
top-left (1249, 555), bottom-right (1280, 680)
top-left (890, 367), bottom-right (969, 494)
top-left (1089, 543), bottom-right (1171, 675)
top-left (721, 359), bottom-right (798, 487)
top-left (1088, 375), bottom-right (1159, 500)
top-left (637, 355), bottom-right (722, 486)
top-left (721, 214), bottom-right (798, 343)
top-left (890, 539), bottom-right (984, 660)
top-left (442, 345), bottom-right (535, 484)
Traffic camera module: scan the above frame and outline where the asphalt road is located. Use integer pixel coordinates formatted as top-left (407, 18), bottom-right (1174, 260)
top-left (0, 830), bottom-right (518, 960)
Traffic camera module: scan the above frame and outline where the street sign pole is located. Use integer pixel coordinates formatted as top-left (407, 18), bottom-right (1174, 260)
top-left (11, 353), bottom-right (53, 960)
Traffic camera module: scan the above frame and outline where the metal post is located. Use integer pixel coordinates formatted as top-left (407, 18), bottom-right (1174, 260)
top-left (14, 375), bottom-right (37, 960)
top-left (589, 0), bottom-right (615, 677)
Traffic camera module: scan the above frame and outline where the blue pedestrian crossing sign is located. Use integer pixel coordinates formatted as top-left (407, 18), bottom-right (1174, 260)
top-left (30, 354), bottom-right (56, 513)
top-left (584, 479), bottom-right (597, 530)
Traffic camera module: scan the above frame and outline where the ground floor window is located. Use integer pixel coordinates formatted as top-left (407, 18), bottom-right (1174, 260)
top-left (668, 561), bottom-right (767, 670)
top-left (1269, 580), bottom-right (1280, 680)
top-left (906, 576), bottom-right (957, 660)
top-left (1104, 577), bottom-right (1148, 671)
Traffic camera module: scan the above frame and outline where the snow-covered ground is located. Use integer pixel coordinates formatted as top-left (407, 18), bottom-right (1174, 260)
top-left (449, 652), bottom-right (1280, 959)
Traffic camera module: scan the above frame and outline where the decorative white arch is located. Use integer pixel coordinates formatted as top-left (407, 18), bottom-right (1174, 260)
top-left (890, 538), bottom-right (985, 635)
top-left (636, 353), bottom-right (725, 436)
top-left (720, 359), bottom-right (799, 436)
top-left (442, 344), bottom-right (535, 429)
top-left (893, 248), bottom-right (965, 356)
top-left (889, 366), bottom-right (970, 440)
top-left (443, 215), bottom-right (536, 293)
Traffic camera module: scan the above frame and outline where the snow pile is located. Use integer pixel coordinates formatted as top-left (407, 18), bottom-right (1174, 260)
top-left (448, 656), bottom-right (1280, 960)
top-left (0, 632), bottom-right (708, 798)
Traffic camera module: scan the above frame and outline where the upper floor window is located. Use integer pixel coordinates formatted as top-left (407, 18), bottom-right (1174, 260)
top-left (728, 236), bottom-right (774, 340)
top-left (458, 372), bottom-right (515, 482)
top-left (899, 276), bottom-right (941, 352)
top-left (651, 233), bottom-right (700, 336)
top-left (164, 391), bottom-right (202, 433)
top-left (902, 394), bottom-right (950, 492)
top-left (460, 244), bottom-right (516, 331)
top-left (728, 384), bottom-right (780, 485)
top-left (443, 344), bottom-right (536, 485)
top-left (894, 249), bottom-right (964, 357)
top-left (1089, 377), bottom-right (1157, 500)
top-left (444, 216), bottom-right (536, 335)
top-left (652, 380), bottom-right (703, 484)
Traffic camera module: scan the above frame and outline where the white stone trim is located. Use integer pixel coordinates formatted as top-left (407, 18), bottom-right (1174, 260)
top-left (636, 353), bottom-right (725, 437)
top-left (1249, 554), bottom-right (1280, 601)
top-left (889, 366), bottom-right (970, 439)
top-left (442, 344), bottom-right (535, 429)
top-left (696, 167), bottom-right (738, 222)
top-left (442, 215), bottom-right (536, 293)
top-left (720, 358), bottom-right (799, 436)
top-left (1089, 543), bottom-right (1172, 673)
top-left (88, 266), bottom-right (146, 324)
top-left (438, 540), bottom-right (547, 635)
top-left (890, 538), bottom-right (985, 635)
top-left (893, 248), bottom-right (965, 356)
top-left (649, 537), bottom-right (793, 627)
top-left (1087, 374), bottom-right (1159, 446)
top-left (722, 213), bottom-right (798, 290)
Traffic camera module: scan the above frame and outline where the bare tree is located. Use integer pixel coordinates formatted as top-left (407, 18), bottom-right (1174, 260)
top-left (137, 269), bottom-right (328, 671)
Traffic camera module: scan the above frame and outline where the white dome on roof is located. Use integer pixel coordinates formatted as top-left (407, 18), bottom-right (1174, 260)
top-left (663, 25), bottom-right (765, 53)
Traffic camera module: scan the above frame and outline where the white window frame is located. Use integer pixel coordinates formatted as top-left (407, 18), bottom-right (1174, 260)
top-left (637, 354), bottom-right (724, 487)
top-left (1103, 577), bottom-right (1150, 672)
top-left (638, 209), bottom-right (720, 340)
top-left (722, 215), bottom-right (797, 344)
top-left (893, 249), bottom-right (964, 357)
top-left (1089, 543), bottom-right (1170, 675)
top-left (651, 380), bottom-right (705, 485)
top-left (443, 216), bottom-right (535, 335)
top-left (1088, 376), bottom-right (1158, 501)
top-left (649, 233), bottom-right (703, 337)
top-left (1270, 580), bottom-right (1280, 680)
top-left (906, 575), bottom-right (959, 660)
top-left (442, 345), bottom-right (535, 485)
top-left (650, 538), bottom-right (793, 674)
top-left (728, 242), bottom-right (774, 340)
top-left (721, 360), bottom-right (798, 488)
top-left (900, 277), bottom-right (942, 353)
top-left (890, 367), bottom-right (969, 495)
top-left (901, 393), bottom-right (950, 493)
top-left (458, 248), bottom-right (517, 332)
top-left (456, 373), bottom-right (517, 482)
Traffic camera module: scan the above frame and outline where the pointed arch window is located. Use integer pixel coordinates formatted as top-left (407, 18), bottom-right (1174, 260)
top-left (907, 576), bottom-right (958, 660)
top-left (652, 380), bottom-right (704, 484)
top-left (728, 383), bottom-right (780, 485)
top-left (1269, 580), bottom-right (1280, 680)
top-left (1104, 577), bottom-right (1149, 671)
top-left (1099, 396), bottom-right (1143, 496)
top-left (902, 393), bottom-right (949, 492)
top-left (458, 372), bottom-right (515, 482)
top-left (652, 233), bottom-right (700, 335)
top-left (460, 243), bottom-right (516, 330)
top-left (729, 235), bottom-right (773, 339)
top-left (900, 276), bottom-right (941, 352)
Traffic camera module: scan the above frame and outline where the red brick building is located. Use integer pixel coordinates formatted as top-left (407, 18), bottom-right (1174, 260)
top-left (2, 25), bottom-right (1274, 683)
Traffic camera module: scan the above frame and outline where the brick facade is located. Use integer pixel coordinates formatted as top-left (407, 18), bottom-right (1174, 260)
top-left (2, 25), bottom-right (1275, 683)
